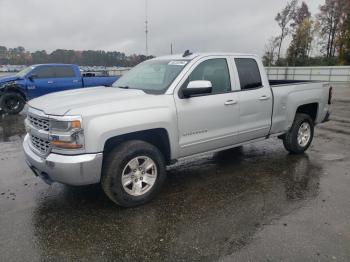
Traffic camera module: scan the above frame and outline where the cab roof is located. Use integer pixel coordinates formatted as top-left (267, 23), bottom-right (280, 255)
top-left (152, 52), bottom-right (259, 61)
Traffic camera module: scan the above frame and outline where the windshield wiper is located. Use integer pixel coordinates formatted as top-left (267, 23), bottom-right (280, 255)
top-left (116, 85), bottom-right (130, 89)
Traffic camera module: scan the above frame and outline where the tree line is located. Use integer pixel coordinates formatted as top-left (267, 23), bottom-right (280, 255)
top-left (263, 0), bottom-right (350, 66)
top-left (0, 46), bottom-right (153, 67)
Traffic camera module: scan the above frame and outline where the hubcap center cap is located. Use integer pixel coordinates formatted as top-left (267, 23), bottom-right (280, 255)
top-left (134, 170), bottom-right (143, 178)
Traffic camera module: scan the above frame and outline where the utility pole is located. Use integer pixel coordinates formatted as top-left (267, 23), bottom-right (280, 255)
top-left (170, 43), bottom-right (173, 55)
top-left (145, 0), bottom-right (149, 56)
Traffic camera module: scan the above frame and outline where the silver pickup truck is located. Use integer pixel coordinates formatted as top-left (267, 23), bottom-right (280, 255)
top-left (23, 52), bottom-right (332, 207)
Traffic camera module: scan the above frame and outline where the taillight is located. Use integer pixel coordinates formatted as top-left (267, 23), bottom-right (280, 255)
top-left (328, 86), bottom-right (333, 105)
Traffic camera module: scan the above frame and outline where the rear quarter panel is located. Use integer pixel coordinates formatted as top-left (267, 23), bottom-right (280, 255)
top-left (270, 82), bottom-right (330, 134)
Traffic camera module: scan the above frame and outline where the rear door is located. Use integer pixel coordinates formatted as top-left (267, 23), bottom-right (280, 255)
top-left (233, 57), bottom-right (273, 141)
top-left (51, 65), bottom-right (82, 91)
top-left (174, 57), bottom-right (240, 157)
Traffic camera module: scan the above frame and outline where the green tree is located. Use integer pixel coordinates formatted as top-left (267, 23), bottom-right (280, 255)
top-left (31, 50), bottom-right (49, 64)
top-left (50, 49), bottom-right (76, 64)
top-left (0, 46), bottom-right (8, 64)
top-left (338, 10), bottom-right (350, 64)
top-left (0, 45), bottom-right (152, 66)
top-left (288, 18), bottom-right (314, 65)
top-left (262, 37), bottom-right (279, 66)
top-left (316, 0), bottom-right (348, 58)
top-left (287, 2), bottom-right (314, 65)
top-left (275, 0), bottom-right (298, 62)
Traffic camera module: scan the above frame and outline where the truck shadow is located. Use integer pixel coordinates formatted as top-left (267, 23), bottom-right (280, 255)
top-left (31, 144), bottom-right (322, 261)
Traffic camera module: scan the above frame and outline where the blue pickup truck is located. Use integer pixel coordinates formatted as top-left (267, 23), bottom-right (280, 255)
top-left (0, 64), bottom-right (119, 114)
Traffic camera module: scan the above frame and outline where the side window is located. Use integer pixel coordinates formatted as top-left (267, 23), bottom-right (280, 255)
top-left (235, 58), bottom-right (262, 90)
top-left (33, 67), bottom-right (55, 79)
top-left (187, 58), bottom-right (231, 95)
top-left (53, 66), bottom-right (76, 78)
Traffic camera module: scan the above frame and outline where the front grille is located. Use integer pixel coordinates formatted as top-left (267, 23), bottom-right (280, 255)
top-left (28, 115), bottom-right (50, 131)
top-left (31, 135), bottom-right (51, 155)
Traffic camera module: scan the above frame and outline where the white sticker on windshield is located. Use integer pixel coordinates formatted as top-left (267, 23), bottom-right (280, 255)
top-left (168, 61), bottom-right (188, 66)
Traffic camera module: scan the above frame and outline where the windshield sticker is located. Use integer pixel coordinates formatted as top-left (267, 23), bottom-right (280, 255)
top-left (168, 61), bottom-right (188, 66)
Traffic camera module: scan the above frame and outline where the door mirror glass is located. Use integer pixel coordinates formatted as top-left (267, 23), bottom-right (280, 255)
top-left (182, 80), bottom-right (212, 98)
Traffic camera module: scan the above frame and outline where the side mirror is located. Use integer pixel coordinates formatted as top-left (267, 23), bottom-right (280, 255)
top-left (182, 80), bottom-right (212, 98)
top-left (28, 74), bottom-right (38, 81)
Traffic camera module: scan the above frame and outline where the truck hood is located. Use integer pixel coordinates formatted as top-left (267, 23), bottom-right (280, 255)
top-left (0, 75), bottom-right (19, 85)
top-left (28, 86), bottom-right (151, 116)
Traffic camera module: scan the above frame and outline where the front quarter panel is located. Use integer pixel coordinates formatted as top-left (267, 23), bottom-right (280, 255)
top-left (0, 79), bottom-right (28, 99)
top-left (83, 97), bottom-right (179, 159)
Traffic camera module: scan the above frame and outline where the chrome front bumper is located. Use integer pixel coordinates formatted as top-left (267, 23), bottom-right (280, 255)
top-left (23, 134), bottom-right (103, 186)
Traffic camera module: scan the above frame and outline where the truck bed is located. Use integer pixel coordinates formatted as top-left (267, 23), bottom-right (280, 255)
top-left (269, 80), bottom-right (330, 135)
top-left (82, 76), bottom-right (118, 87)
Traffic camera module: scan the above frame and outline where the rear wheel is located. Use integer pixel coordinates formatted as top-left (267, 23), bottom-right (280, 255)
top-left (0, 92), bottom-right (25, 114)
top-left (101, 140), bottom-right (166, 207)
top-left (283, 113), bottom-right (314, 154)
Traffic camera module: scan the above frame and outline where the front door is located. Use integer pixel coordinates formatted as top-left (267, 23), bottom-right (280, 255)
top-left (175, 58), bottom-right (240, 157)
top-left (27, 66), bottom-right (57, 98)
top-left (27, 66), bottom-right (81, 98)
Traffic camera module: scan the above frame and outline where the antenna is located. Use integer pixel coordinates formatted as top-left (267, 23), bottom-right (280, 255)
top-left (183, 50), bottom-right (193, 57)
top-left (145, 0), bottom-right (149, 56)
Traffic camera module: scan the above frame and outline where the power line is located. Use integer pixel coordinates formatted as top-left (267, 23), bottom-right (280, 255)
top-left (145, 0), bottom-right (149, 56)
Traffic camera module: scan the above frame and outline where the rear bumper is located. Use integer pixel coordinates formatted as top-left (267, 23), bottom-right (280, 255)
top-left (23, 134), bottom-right (103, 185)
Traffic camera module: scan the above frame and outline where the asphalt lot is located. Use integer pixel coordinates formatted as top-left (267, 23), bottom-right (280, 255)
top-left (0, 84), bottom-right (350, 261)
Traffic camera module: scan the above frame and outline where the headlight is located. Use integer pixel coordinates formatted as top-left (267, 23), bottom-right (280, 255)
top-left (0, 81), bottom-right (16, 89)
top-left (50, 119), bottom-right (81, 132)
top-left (49, 117), bottom-right (84, 150)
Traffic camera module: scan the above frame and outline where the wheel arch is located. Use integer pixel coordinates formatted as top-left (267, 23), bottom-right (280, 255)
top-left (1, 84), bottom-right (27, 101)
top-left (103, 128), bottom-right (172, 165)
top-left (295, 103), bottom-right (318, 122)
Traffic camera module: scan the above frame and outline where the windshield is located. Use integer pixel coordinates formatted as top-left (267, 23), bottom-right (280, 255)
top-left (112, 59), bottom-right (189, 94)
top-left (16, 66), bottom-right (35, 78)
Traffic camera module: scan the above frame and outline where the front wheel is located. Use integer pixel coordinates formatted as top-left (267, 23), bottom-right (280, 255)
top-left (101, 140), bottom-right (166, 207)
top-left (283, 113), bottom-right (314, 154)
top-left (0, 92), bottom-right (25, 114)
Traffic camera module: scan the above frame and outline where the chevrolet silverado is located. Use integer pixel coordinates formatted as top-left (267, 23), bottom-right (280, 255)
top-left (23, 52), bottom-right (332, 207)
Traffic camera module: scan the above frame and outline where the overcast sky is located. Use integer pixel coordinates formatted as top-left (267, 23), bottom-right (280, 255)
top-left (0, 0), bottom-right (323, 57)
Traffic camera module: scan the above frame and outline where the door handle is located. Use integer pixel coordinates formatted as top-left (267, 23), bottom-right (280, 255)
top-left (224, 100), bottom-right (237, 106)
top-left (259, 95), bottom-right (270, 101)
top-left (72, 80), bottom-right (79, 83)
top-left (47, 81), bottom-right (54, 84)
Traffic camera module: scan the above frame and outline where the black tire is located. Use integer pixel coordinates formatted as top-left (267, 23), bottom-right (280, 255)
top-left (283, 113), bottom-right (314, 154)
top-left (101, 140), bottom-right (166, 207)
top-left (0, 92), bottom-right (25, 114)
